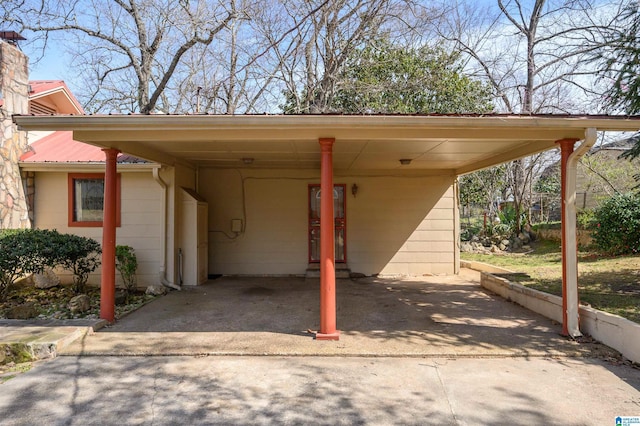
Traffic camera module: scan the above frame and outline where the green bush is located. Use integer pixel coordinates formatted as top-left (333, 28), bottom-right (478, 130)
top-left (492, 205), bottom-right (527, 237)
top-left (577, 209), bottom-right (597, 230)
top-left (0, 229), bottom-right (102, 299)
top-left (0, 229), bottom-right (59, 301)
top-left (592, 193), bottom-right (640, 255)
top-left (116, 245), bottom-right (137, 295)
top-left (52, 234), bottom-right (101, 294)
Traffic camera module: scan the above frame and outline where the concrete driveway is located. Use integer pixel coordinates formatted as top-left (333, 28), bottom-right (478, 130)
top-left (61, 270), bottom-right (615, 358)
top-left (1, 355), bottom-right (640, 425)
top-left (3, 270), bottom-right (640, 425)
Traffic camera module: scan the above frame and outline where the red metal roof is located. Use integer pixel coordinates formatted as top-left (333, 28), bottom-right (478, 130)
top-left (20, 131), bottom-right (147, 163)
top-left (29, 80), bottom-right (66, 95)
top-left (28, 80), bottom-right (85, 114)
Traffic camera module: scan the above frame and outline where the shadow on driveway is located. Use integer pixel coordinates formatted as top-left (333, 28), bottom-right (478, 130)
top-left (61, 272), bottom-right (618, 358)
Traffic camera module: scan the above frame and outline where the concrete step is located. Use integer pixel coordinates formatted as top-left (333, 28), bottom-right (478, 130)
top-left (0, 319), bottom-right (106, 364)
top-left (305, 264), bottom-right (351, 279)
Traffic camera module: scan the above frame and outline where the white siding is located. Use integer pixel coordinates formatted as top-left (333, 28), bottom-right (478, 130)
top-left (33, 171), bottom-right (163, 287)
top-left (199, 169), bottom-right (457, 276)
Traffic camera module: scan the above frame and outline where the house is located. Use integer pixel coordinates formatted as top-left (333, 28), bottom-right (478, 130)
top-left (4, 79), bottom-right (166, 289)
top-left (0, 35), bottom-right (166, 288)
top-left (575, 137), bottom-right (640, 209)
top-left (14, 112), bottom-right (640, 340)
top-left (6, 34), bottom-right (640, 339)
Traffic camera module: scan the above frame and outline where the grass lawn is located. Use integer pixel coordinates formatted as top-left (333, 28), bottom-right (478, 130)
top-left (461, 240), bottom-right (640, 324)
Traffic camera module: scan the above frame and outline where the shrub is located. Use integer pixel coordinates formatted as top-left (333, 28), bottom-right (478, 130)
top-left (492, 205), bottom-right (527, 237)
top-left (0, 229), bottom-right (102, 298)
top-left (592, 193), bottom-right (640, 255)
top-left (0, 229), bottom-right (58, 301)
top-left (577, 209), bottom-right (597, 230)
top-left (53, 234), bottom-right (102, 294)
top-left (115, 245), bottom-right (137, 295)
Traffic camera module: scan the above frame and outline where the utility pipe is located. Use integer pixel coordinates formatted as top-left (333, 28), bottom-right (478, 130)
top-left (560, 127), bottom-right (597, 337)
top-left (152, 167), bottom-right (181, 291)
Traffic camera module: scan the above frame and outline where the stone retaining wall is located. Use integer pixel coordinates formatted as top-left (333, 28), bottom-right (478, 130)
top-left (535, 227), bottom-right (593, 247)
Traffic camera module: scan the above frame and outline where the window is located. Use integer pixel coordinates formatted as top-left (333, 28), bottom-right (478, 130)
top-left (68, 173), bottom-right (121, 227)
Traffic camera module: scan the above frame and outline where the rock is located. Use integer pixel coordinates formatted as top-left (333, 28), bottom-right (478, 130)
top-left (6, 303), bottom-right (38, 319)
top-left (501, 239), bottom-right (510, 246)
top-left (471, 235), bottom-right (480, 242)
top-left (115, 290), bottom-right (128, 305)
top-left (518, 232), bottom-right (531, 244)
top-left (68, 294), bottom-right (91, 313)
top-left (511, 238), bottom-right (523, 250)
top-left (490, 244), bottom-right (500, 253)
top-left (460, 242), bottom-right (473, 252)
top-left (146, 284), bottom-right (168, 296)
top-left (499, 243), bottom-right (507, 251)
top-left (33, 267), bottom-right (60, 289)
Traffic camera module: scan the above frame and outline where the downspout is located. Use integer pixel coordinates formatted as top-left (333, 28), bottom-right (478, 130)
top-left (153, 167), bottom-right (181, 291)
top-left (563, 127), bottom-right (597, 337)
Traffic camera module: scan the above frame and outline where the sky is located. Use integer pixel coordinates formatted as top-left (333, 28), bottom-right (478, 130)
top-left (22, 41), bottom-right (69, 83)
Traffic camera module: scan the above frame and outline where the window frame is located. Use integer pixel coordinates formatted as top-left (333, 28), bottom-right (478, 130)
top-left (68, 173), bottom-right (121, 227)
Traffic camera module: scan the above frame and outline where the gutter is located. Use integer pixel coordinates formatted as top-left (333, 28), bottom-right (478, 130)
top-left (14, 113), bottom-right (640, 132)
top-left (152, 166), bottom-right (181, 291)
top-left (18, 162), bottom-right (157, 172)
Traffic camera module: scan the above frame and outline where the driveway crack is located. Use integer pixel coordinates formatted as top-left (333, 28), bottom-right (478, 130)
top-left (150, 366), bottom-right (160, 426)
top-left (435, 363), bottom-right (460, 425)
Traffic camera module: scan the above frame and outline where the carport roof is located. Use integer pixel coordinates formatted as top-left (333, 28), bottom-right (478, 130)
top-left (13, 113), bottom-right (640, 174)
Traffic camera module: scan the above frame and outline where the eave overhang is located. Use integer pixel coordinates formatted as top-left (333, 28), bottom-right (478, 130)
top-left (13, 114), bottom-right (640, 174)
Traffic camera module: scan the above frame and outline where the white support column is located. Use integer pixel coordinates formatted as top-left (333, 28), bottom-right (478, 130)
top-left (562, 127), bottom-right (597, 337)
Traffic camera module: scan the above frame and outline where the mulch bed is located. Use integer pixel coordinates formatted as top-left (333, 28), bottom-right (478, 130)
top-left (0, 281), bottom-right (158, 321)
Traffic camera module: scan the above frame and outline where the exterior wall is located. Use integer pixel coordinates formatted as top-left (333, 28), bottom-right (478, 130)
top-left (0, 40), bottom-right (30, 228)
top-left (199, 168), bottom-right (457, 276)
top-left (348, 175), bottom-right (456, 276)
top-left (33, 170), bottom-right (163, 287)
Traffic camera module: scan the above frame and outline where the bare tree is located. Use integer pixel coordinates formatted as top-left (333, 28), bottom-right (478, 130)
top-left (2, 0), bottom-right (238, 113)
top-left (278, 0), bottom-right (423, 114)
top-left (441, 0), bottom-right (618, 234)
top-left (439, 0), bottom-right (614, 114)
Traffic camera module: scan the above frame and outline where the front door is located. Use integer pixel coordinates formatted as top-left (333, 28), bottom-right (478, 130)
top-left (308, 184), bottom-right (346, 263)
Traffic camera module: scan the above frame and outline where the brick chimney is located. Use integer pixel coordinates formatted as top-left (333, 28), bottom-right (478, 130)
top-left (0, 32), bottom-right (31, 228)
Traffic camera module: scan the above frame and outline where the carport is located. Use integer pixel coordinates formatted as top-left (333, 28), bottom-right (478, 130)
top-left (14, 113), bottom-right (640, 340)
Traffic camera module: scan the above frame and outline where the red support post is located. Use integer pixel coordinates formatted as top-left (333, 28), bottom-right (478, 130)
top-left (558, 139), bottom-right (576, 336)
top-left (100, 148), bottom-right (120, 323)
top-left (316, 138), bottom-right (340, 340)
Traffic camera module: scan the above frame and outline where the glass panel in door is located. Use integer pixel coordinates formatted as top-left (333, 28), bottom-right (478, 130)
top-left (308, 184), bottom-right (346, 263)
